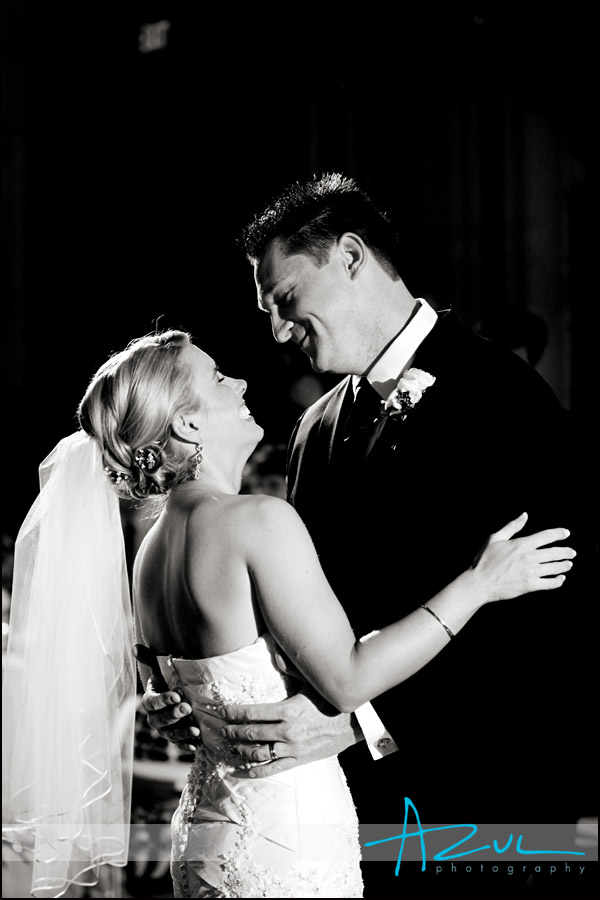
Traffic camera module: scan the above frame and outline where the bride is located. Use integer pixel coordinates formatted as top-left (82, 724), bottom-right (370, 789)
top-left (2, 329), bottom-right (574, 899)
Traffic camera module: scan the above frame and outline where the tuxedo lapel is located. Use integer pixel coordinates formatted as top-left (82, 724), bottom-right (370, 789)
top-left (411, 308), bottom-right (461, 375)
top-left (318, 376), bottom-right (354, 469)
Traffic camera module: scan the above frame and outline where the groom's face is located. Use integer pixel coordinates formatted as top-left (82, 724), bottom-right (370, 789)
top-left (254, 237), bottom-right (365, 375)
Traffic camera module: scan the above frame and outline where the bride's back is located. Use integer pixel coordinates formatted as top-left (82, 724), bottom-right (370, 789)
top-left (133, 488), bottom-right (266, 660)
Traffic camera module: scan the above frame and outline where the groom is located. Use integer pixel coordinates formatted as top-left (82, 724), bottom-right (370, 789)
top-left (144, 174), bottom-right (593, 896)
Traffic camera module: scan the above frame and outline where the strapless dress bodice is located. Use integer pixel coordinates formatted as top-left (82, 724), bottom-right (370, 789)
top-left (157, 632), bottom-right (296, 707)
top-left (155, 633), bottom-right (363, 898)
top-left (157, 634), bottom-right (299, 772)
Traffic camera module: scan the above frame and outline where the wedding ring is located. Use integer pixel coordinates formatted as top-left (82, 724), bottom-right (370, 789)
top-left (269, 741), bottom-right (278, 761)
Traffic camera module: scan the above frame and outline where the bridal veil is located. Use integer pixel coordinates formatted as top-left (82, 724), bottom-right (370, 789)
top-left (2, 431), bottom-right (136, 897)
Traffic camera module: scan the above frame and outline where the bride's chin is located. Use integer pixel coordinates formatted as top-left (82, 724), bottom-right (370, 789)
top-left (246, 418), bottom-right (264, 438)
top-left (241, 427), bottom-right (264, 458)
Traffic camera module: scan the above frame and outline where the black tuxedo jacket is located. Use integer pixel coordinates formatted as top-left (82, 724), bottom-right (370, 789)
top-left (287, 311), bottom-right (594, 827)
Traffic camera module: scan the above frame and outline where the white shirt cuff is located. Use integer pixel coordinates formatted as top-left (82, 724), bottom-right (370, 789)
top-left (353, 701), bottom-right (399, 760)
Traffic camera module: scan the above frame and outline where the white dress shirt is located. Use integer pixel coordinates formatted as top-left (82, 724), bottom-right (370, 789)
top-left (353, 297), bottom-right (438, 400)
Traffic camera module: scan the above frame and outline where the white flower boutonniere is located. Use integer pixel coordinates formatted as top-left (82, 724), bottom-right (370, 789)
top-left (380, 367), bottom-right (436, 421)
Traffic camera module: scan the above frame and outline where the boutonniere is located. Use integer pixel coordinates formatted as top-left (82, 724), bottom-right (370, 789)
top-left (379, 368), bottom-right (436, 421)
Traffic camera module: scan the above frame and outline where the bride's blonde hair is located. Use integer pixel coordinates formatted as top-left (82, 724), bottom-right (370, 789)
top-left (78, 329), bottom-right (200, 500)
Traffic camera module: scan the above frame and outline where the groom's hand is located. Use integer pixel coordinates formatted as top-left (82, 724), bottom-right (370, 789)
top-left (134, 644), bottom-right (200, 749)
top-left (141, 676), bottom-right (200, 749)
top-left (218, 686), bottom-right (363, 778)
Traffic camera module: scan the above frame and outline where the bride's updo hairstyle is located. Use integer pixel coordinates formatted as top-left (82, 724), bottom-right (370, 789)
top-left (78, 329), bottom-right (200, 500)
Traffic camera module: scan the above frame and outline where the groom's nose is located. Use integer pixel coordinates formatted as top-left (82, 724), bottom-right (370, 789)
top-left (271, 309), bottom-right (293, 344)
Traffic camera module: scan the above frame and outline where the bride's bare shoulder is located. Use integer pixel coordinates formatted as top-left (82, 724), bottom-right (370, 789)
top-left (188, 493), bottom-right (300, 543)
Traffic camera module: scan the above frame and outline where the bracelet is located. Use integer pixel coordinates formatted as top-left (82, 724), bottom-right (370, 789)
top-left (420, 605), bottom-right (455, 640)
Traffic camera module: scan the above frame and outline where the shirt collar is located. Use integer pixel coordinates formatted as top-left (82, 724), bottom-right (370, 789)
top-left (352, 298), bottom-right (438, 399)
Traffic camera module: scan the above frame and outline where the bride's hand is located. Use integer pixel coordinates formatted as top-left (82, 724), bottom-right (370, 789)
top-left (470, 512), bottom-right (575, 603)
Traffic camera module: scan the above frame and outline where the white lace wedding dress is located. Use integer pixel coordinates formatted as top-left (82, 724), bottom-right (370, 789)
top-left (157, 633), bottom-right (364, 899)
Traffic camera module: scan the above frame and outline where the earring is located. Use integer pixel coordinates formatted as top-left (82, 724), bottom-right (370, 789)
top-left (192, 442), bottom-right (203, 479)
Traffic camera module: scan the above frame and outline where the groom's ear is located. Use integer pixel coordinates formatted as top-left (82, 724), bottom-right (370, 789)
top-left (337, 232), bottom-right (367, 279)
top-left (171, 411), bottom-right (202, 443)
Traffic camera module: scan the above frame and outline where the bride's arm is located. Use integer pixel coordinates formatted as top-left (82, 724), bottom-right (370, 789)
top-left (241, 498), bottom-right (574, 713)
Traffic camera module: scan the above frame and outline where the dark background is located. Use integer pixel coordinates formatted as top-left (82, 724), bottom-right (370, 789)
top-left (2, 0), bottom-right (599, 538)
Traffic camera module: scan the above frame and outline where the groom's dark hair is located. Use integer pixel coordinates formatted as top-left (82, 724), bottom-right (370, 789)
top-left (239, 172), bottom-right (402, 279)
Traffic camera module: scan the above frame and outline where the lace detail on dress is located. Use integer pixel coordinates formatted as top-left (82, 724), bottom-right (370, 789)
top-left (172, 746), bottom-right (364, 898)
top-left (219, 812), bottom-right (364, 898)
top-left (220, 857), bottom-right (362, 898)
top-left (209, 670), bottom-right (294, 706)
top-left (163, 640), bottom-right (364, 898)
top-left (172, 747), bottom-right (206, 899)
